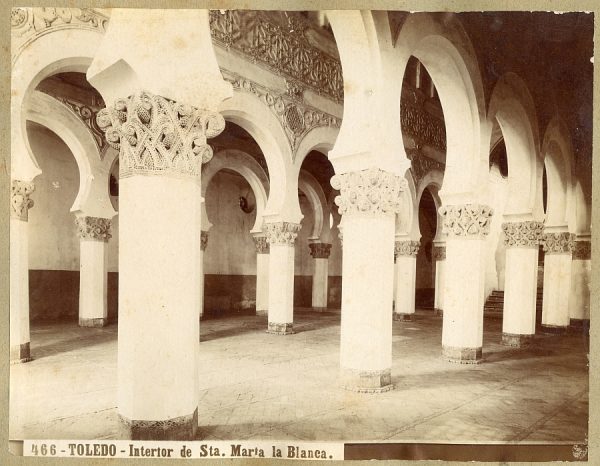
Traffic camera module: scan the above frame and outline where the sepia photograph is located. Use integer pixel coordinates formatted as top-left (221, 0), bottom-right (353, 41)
top-left (6, 2), bottom-right (594, 462)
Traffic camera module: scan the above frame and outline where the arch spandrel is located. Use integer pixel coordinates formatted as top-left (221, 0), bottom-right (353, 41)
top-left (25, 90), bottom-right (116, 219)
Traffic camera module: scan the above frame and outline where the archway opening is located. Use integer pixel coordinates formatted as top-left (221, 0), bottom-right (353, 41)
top-left (415, 186), bottom-right (437, 310)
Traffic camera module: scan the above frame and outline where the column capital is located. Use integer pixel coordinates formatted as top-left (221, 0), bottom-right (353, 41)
top-left (502, 221), bottom-right (544, 248)
top-left (11, 180), bottom-right (35, 221)
top-left (394, 240), bottom-right (420, 258)
top-left (200, 230), bottom-right (209, 252)
top-left (252, 235), bottom-right (270, 254)
top-left (265, 222), bottom-right (301, 246)
top-left (542, 232), bottom-right (574, 254)
top-left (75, 216), bottom-right (112, 241)
top-left (432, 244), bottom-right (446, 260)
top-left (439, 203), bottom-right (493, 238)
top-left (572, 240), bottom-right (591, 260)
top-left (309, 242), bottom-right (332, 259)
top-left (330, 168), bottom-right (406, 216)
top-left (96, 90), bottom-right (225, 180)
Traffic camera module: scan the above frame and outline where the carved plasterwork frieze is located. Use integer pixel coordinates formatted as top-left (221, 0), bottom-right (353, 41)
top-left (572, 240), bottom-right (591, 260)
top-left (222, 70), bottom-right (340, 158)
top-left (331, 168), bottom-right (406, 217)
top-left (265, 222), bottom-right (301, 246)
top-left (11, 7), bottom-right (108, 63)
top-left (407, 150), bottom-right (445, 182)
top-left (96, 90), bottom-right (225, 180)
top-left (75, 216), bottom-right (112, 241)
top-left (401, 101), bottom-right (446, 152)
top-left (542, 232), bottom-right (574, 255)
top-left (439, 204), bottom-right (494, 237)
top-left (11, 180), bottom-right (35, 221)
top-left (209, 10), bottom-right (343, 103)
top-left (502, 221), bottom-right (544, 248)
top-left (309, 242), bottom-right (332, 259)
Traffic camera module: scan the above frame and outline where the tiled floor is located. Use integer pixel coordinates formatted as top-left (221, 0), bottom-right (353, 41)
top-left (10, 309), bottom-right (589, 443)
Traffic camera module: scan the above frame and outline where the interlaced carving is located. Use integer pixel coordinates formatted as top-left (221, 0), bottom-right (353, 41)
top-left (502, 221), bottom-right (544, 248)
top-left (96, 91), bottom-right (225, 180)
top-left (11, 8), bottom-right (108, 63)
top-left (542, 232), bottom-right (574, 254)
top-left (432, 245), bottom-right (446, 260)
top-left (52, 96), bottom-right (107, 154)
top-left (439, 204), bottom-right (493, 237)
top-left (265, 222), bottom-right (301, 246)
top-left (309, 243), bottom-right (332, 259)
top-left (394, 240), bottom-right (420, 258)
top-left (252, 236), bottom-right (270, 254)
top-left (402, 102), bottom-right (447, 151)
top-left (75, 216), bottom-right (112, 241)
top-left (330, 168), bottom-right (406, 216)
top-left (209, 10), bottom-right (343, 103)
top-left (200, 231), bottom-right (209, 252)
top-left (222, 70), bottom-right (340, 157)
top-left (572, 241), bottom-right (591, 260)
top-left (11, 180), bottom-right (35, 221)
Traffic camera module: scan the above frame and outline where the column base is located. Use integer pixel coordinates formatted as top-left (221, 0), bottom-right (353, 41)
top-left (502, 333), bottom-right (534, 348)
top-left (442, 346), bottom-right (482, 364)
top-left (266, 322), bottom-right (294, 335)
top-left (79, 317), bottom-right (107, 328)
top-left (118, 409), bottom-right (198, 440)
top-left (393, 313), bottom-right (412, 322)
top-left (340, 368), bottom-right (393, 393)
top-left (541, 325), bottom-right (567, 335)
top-left (255, 309), bottom-right (268, 317)
top-left (10, 342), bottom-right (32, 364)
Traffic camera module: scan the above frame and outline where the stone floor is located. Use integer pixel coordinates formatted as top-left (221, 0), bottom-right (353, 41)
top-left (10, 309), bottom-right (589, 443)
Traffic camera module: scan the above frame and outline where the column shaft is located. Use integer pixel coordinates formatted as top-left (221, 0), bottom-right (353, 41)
top-left (256, 253), bottom-right (270, 316)
top-left (199, 231), bottom-right (208, 320)
top-left (569, 240), bottom-right (591, 325)
top-left (331, 168), bottom-right (405, 392)
top-left (265, 222), bottom-right (300, 334)
top-left (501, 221), bottom-right (543, 347)
top-left (541, 232), bottom-right (573, 333)
top-left (10, 218), bottom-right (32, 363)
top-left (77, 216), bottom-right (112, 327)
top-left (393, 241), bottom-right (419, 321)
top-left (10, 180), bottom-right (34, 364)
top-left (440, 204), bottom-right (493, 363)
top-left (312, 258), bottom-right (329, 309)
top-left (433, 244), bottom-right (446, 315)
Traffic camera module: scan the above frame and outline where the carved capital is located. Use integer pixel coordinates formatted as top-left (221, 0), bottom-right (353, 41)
top-left (96, 91), bottom-right (225, 180)
top-left (75, 216), bottom-right (112, 241)
top-left (330, 168), bottom-right (406, 217)
top-left (439, 204), bottom-right (493, 237)
top-left (200, 231), bottom-right (209, 252)
top-left (11, 180), bottom-right (35, 221)
top-left (394, 240), bottom-right (420, 258)
top-left (542, 232), bottom-right (574, 254)
top-left (572, 240), bottom-right (591, 260)
top-left (502, 221), bottom-right (544, 248)
top-left (265, 222), bottom-right (301, 246)
top-left (432, 245), bottom-right (446, 260)
top-left (309, 243), bottom-right (331, 259)
top-left (252, 235), bottom-right (270, 254)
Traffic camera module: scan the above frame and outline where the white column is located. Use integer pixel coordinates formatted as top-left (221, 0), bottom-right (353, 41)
top-left (432, 242), bottom-right (446, 316)
top-left (97, 90), bottom-right (224, 439)
top-left (500, 221), bottom-right (543, 347)
top-left (331, 168), bottom-right (404, 392)
top-left (265, 222), bottom-right (300, 334)
top-left (10, 180), bottom-right (35, 363)
top-left (252, 235), bottom-right (270, 316)
top-left (309, 242), bottom-right (331, 310)
top-left (393, 240), bottom-right (420, 321)
top-left (569, 238), bottom-right (591, 328)
top-left (541, 231), bottom-right (573, 333)
top-left (76, 216), bottom-right (112, 327)
top-left (440, 204), bottom-right (493, 363)
top-left (199, 230), bottom-right (208, 320)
